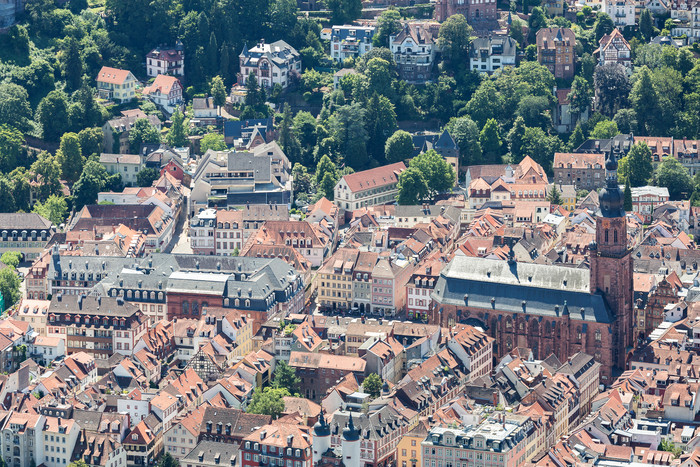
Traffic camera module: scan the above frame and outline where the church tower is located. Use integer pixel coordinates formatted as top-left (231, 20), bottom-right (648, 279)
top-left (589, 153), bottom-right (634, 371)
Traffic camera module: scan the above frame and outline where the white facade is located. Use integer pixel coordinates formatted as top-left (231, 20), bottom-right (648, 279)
top-left (117, 397), bottom-right (151, 428)
top-left (1, 413), bottom-right (45, 467)
top-left (603, 0), bottom-right (636, 27)
top-left (238, 40), bottom-right (301, 89)
top-left (99, 154), bottom-right (143, 186)
top-left (164, 421), bottom-right (198, 459)
top-left (42, 418), bottom-right (80, 467)
top-left (29, 337), bottom-right (65, 363)
top-left (330, 25), bottom-right (375, 62)
top-left (470, 36), bottom-right (517, 74)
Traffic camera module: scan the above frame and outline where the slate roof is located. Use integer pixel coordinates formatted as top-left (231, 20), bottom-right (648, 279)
top-left (183, 440), bottom-right (239, 465)
top-left (0, 213), bottom-right (52, 230)
top-left (432, 256), bottom-right (613, 323)
top-left (470, 36), bottom-right (517, 59)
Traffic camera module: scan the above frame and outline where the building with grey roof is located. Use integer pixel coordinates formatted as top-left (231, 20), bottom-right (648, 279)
top-left (422, 415), bottom-right (531, 466)
top-left (0, 212), bottom-right (54, 261)
top-left (470, 36), bottom-right (517, 74)
top-left (183, 440), bottom-right (239, 467)
top-left (238, 40), bottom-right (301, 89)
top-left (190, 144), bottom-right (292, 214)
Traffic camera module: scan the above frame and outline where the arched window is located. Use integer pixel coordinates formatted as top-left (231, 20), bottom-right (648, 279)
top-left (182, 301), bottom-right (189, 315)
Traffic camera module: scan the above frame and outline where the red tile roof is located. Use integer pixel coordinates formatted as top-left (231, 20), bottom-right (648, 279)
top-left (340, 162), bottom-right (406, 193)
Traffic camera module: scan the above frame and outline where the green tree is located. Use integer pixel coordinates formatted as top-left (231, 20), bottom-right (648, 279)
top-left (167, 110), bottom-right (188, 148)
top-left (0, 268), bottom-right (20, 310)
top-left (0, 83), bottom-right (32, 132)
top-left (567, 76), bottom-right (592, 122)
top-left (581, 53), bottom-right (596, 84)
top-left (315, 154), bottom-right (339, 187)
top-left (546, 187), bottom-right (562, 209)
top-left (516, 95), bottom-right (552, 129)
top-left (129, 119), bottom-right (161, 153)
top-left (10, 169), bottom-right (30, 212)
top-left (409, 150), bottom-right (456, 199)
top-left (210, 75), bottom-right (227, 111)
top-left (593, 12), bottom-right (615, 42)
top-left (270, 0), bottom-right (299, 38)
top-left (365, 93), bottom-right (397, 162)
top-left (520, 127), bottom-right (563, 171)
top-left (293, 112), bottom-right (318, 166)
top-left (30, 152), bottom-right (62, 202)
top-left (136, 168), bottom-right (160, 187)
top-left (0, 252), bottom-right (21, 269)
top-left (0, 125), bottom-right (24, 174)
top-left (319, 172), bottom-right (337, 201)
top-left (364, 58), bottom-right (395, 100)
top-left (32, 195), bottom-right (68, 226)
top-left (624, 181), bottom-right (633, 211)
top-left (200, 133), bottom-right (227, 152)
top-left (56, 132), bottom-right (84, 184)
top-left (624, 142), bottom-right (654, 187)
top-left (569, 124), bottom-right (585, 151)
top-left (631, 66), bottom-right (660, 135)
top-left (292, 163), bottom-right (312, 196)
top-left (327, 0), bottom-right (362, 24)
top-left (397, 167), bottom-right (429, 205)
top-left (613, 109), bottom-right (637, 134)
top-left (363, 373), bottom-right (382, 398)
top-left (438, 14), bottom-right (473, 74)
top-left (247, 386), bottom-right (290, 418)
top-left (385, 130), bottom-right (414, 163)
top-left (0, 177), bottom-right (16, 213)
top-left (677, 48), bottom-right (695, 75)
top-left (510, 18), bottom-right (525, 47)
top-left (62, 37), bottom-right (83, 92)
top-left (594, 64), bottom-right (631, 117)
top-left (446, 116), bottom-right (482, 166)
top-left (72, 161), bottom-right (112, 209)
top-left (157, 453), bottom-right (179, 467)
top-left (528, 7), bottom-right (548, 42)
top-left (36, 90), bottom-right (70, 142)
top-left (68, 0), bottom-right (88, 13)
top-left (78, 128), bottom-right (104, 158)
top-left (272, 361), bottom-right (301, 394)
top-left (479, 118), bottom-right (501, 164)
top-left (329, 103), bottom-right (369, 169)
top-left (640, 9), bottom-right (654, 41)
top-left (657, 156), bottom-right (693, 200)
top-left (590, 120), bottom-right (619, 139)
top-left (465, 80), bottom-right (503, 128)
top-left (279, 104), bottom-right (301, 164)
top-left (507, 116), bottom-right (528, 160)
top-left (374, 9), bottom-right (402, 47)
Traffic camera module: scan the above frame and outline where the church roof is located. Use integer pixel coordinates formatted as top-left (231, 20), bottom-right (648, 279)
top-left (432, 256), bottom-right (614, 324)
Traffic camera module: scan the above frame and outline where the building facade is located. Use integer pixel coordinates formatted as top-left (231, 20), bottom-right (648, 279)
top-left (470, 36), bottom-right (517, 74)
top-left (431, 157), bottom-right (634, 384)
top-left (421, 416), bottom-right (531, 467)
top-left (434, 0), bottom-right (497, 21)
top-left (96, 67), bottom-right (138, 103)
top-left (146, 44), bottom-right (185, 77)
top-left (553, 152), bottom-right (606, 190)
top-left (46, 295), bottom-right (148, 359)
top-left (238, 40), bottom-right (301, 89)
top-left (330, 25), bottom-right (375, 62)
top-left (334, 162), bottom-right (406, 211)
top-left (0, 213), bottom-right (54, 261)
top-left (389, 23), bottom-right (440, 84)
top-left (536, 28), bottom-right (576, 80)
